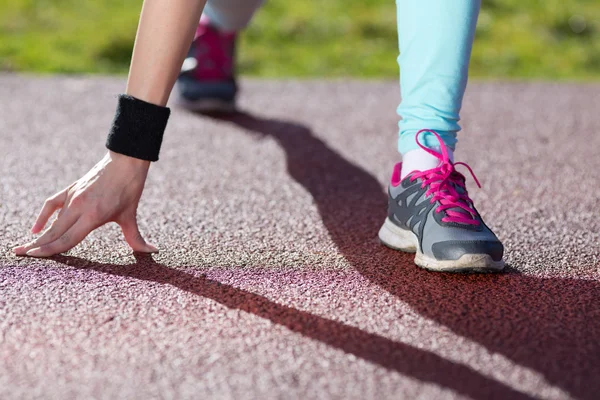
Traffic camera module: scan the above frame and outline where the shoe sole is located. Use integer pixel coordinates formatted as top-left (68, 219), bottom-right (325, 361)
top-left (176, 96), bottom-right (236, 113)
top-left (378, 218), bottom-right (505, 273)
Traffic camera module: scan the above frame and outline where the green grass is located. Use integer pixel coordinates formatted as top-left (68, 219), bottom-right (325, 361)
top-left (1, 0), bottom-right (599, 79)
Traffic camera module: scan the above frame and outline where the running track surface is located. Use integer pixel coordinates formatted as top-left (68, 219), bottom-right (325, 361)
top-left (1, 75), bottom-right (599, 400)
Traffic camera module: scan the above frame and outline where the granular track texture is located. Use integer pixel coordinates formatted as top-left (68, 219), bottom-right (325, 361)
top-left (1, 75), bottom-right (599, 399)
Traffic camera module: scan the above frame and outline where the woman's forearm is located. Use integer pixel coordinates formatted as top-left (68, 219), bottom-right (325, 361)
top-left (126, 0), bottom-right (207, 106)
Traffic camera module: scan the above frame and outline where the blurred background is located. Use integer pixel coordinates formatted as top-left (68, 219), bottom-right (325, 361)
top-left (0, 0), bottom-right (599, 79)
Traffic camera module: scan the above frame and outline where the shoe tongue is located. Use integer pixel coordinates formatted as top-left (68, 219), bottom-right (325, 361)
top-left (438, 180), bottom-right (477, 222)
top-left (411, 169), bottom-right (476, 222)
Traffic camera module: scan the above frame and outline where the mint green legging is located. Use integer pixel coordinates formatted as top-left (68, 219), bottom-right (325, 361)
top-left (203, 0), bottom-right (480, 155)
top-left (396, 0), bottom-right (480, 154)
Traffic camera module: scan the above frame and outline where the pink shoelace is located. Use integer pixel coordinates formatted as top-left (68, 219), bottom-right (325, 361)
top-left (409, 129), bottom-right (482, 226)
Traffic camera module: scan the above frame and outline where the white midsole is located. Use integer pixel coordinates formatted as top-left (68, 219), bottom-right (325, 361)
top-left (378, 218), bottom-right (505, 272)
top-left (378, 217), bottom-right (419, 253)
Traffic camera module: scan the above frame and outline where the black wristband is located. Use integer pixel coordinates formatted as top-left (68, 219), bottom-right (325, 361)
top-left (105, 94), bottom-right (171, 162)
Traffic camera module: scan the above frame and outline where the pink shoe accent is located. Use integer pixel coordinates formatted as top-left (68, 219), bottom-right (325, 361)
top-left (390, 163), bottom-right (403, 187)
top-left (191, 17), bottom-right (237, 81)
top-left (408, 129), bottom-right (482, 226)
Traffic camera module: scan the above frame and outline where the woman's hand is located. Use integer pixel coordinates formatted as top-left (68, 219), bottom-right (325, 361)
top-left (13, 0), bottom-right (210, 257)
top-left (13, 151), bottom-right (158, 257)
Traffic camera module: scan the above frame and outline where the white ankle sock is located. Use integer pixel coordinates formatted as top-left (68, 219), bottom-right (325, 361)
top-left (400, 147), bottom-right (454, 179)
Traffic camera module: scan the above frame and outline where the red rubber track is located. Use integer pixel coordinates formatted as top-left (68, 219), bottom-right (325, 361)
top-left (1, 75), bottom-right (599, 399)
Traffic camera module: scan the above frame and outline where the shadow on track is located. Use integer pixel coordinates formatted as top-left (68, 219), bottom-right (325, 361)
top-left (49, 110), bottom-right (599, 399)
top-left (53, 253), bottom-right (528, 400)
top-left (202, 111), bottom-right (600, 400)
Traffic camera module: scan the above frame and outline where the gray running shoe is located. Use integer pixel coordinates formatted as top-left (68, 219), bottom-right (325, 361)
top-left (379, 130), bottom-right (505, 272)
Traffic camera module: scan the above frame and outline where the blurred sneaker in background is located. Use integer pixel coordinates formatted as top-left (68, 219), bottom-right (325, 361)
top-left (176, 16), bottom-right (238, 112)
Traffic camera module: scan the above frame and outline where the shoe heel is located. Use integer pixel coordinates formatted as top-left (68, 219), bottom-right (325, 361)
top-left (378, 218), bottom-right (418, 253)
